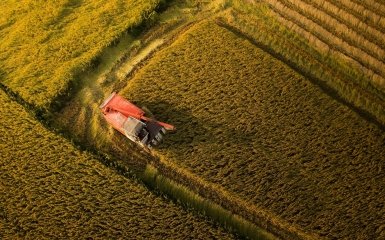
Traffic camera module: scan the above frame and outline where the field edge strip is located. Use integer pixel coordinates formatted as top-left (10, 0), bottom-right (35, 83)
top-left (147, 152), bottom-right (317, 240)
top-left (141, 164), bottom-right (277, 240)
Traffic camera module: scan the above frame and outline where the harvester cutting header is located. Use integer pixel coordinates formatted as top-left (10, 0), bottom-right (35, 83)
top-left (100, 92), bottom-right (175, 149)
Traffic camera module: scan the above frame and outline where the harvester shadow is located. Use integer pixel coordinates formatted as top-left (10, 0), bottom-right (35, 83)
top-left (138, 100), bottom-right (258, 151)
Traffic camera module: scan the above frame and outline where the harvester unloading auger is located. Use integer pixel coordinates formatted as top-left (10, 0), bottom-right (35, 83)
top-left (100, 92), bottom-right (175, 149)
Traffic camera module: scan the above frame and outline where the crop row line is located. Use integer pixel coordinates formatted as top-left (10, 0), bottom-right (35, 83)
top-left (301, 0), bottom-right (385, 54)
top-left (219, 11), bottom-right (385, 127)
top-left (327, 0), bottom-right (385, 34)
top-left (266, 11), bottom-right (385, 95)
top-left (349, 0), bottom-right (385, 19)
top-left (274, 0), bottom-right (385, 72)
top-left (270, 12), bottom-right (385, 104)
top-left (269, 7), bottom-right (385, 106)
top-left (265, 0), bottom-right (385, 88)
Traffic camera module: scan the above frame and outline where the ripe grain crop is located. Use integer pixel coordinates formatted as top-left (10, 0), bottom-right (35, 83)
top-left (265, 0), bottom-right (385, 84)
top-left (316, 0), bottom-right (385, 38)
top-left (350, 0), bottom-right (385, 19)
top-left (299, 0), bottom-right (385, 58)
top-left (222, 2), bottom-right (385, 126)
top-left (122, 20), bottom-right (385, 239)
top-left (0, 89), bottom-right (235, 239)
top-left (0, 0), bottom-right (161, 109)
top-left (331, 0), bottom-right (385, 32)
top-left (268, 1), bottom-right (385, 88)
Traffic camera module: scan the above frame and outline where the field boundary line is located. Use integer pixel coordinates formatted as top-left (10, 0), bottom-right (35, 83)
top-left (214, 19), bottom-right (385, 130)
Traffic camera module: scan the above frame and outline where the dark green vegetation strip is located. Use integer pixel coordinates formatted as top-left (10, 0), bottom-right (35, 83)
top-left (0, 0), bottom-right (160, 109)
top-left (122, 20), bottom-right (385, 239)
top-left (0, 89), bottom-right (236, 239)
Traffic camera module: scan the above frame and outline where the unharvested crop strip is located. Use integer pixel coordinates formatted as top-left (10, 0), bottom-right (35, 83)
top-left (141, 165), bottom-right (277, 240)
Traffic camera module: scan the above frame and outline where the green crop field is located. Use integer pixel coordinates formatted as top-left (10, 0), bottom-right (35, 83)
top-left (121, 20), bottom-right (385, 239)
top-left (0, 0), bottom-right (160, 109)
top-left (0, 89), bottom-right (235, 239)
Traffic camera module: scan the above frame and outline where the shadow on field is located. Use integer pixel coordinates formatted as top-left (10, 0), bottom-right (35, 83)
top-left (139, 100), bottom-right (257, 150)
top-left (0, 69), bottom-right (4, 81)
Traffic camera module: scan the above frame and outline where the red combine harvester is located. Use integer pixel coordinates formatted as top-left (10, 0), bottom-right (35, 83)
top-left (100, 92), bottom-right (175, 149)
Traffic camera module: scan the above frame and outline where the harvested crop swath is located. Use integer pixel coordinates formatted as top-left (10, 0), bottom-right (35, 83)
top-left (350, 0), bottom-right (385, 19)
top-left (0, 89), bottom-right (235, 239)
top-left (266, 1), bottom-right (385, 89)
top-left (264, 0), bottom-right (385, 89)
top-left (299, 0), bottom-right (385, 57)
top-left (122, 21), bottom-right (385, 239)
top-left (0, 0), bottom-right (160, 108)
top-left (221, 5), bottom-right (385, 127)
top-left (327, 0), bottom-right (385, 34)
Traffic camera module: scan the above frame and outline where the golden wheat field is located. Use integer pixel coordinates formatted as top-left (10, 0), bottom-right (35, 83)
top-left (121, 20), bottom-right (385, 239)
top-left (0, 89), bottom-right (236, 239)
top-left (0, 0), bottom-right (160, 108)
